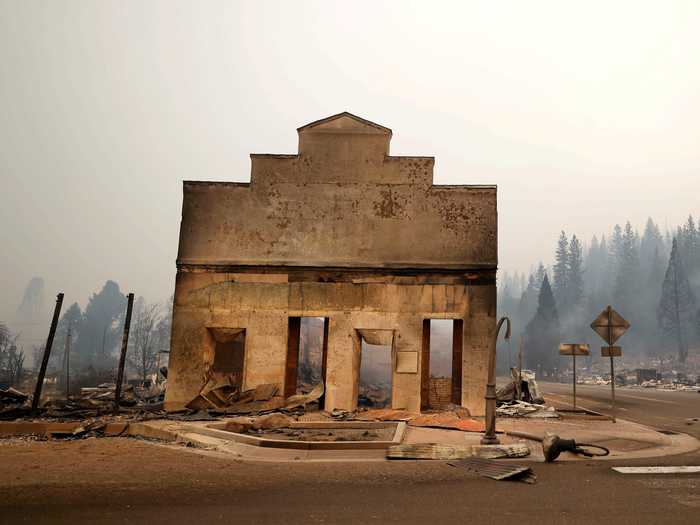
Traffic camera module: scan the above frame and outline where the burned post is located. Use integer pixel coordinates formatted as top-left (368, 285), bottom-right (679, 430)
top-left (590, 305), bottom-right (629, 423)
top-left (31, 292), bottom-right (65, 412)
top-left (481, 316), bottom-right (511, 445)
top-left (114, 292), bottom-right (135, 414)
top-left (558, 343), bottom-right (590, 410)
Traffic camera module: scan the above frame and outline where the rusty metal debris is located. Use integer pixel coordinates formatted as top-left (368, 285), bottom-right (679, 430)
top-left (407, 412), bottom-right (485, 432)
top-left (507, 431), bottom-right (610, 462)
top-left (448, 457), bottom-right (536, 483)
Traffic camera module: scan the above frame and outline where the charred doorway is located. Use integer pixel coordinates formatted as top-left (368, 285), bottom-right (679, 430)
top-left (356, 329), bottom-right (394, 409)
top-left (420, 319), bottom-right (463, 410)
top-left (285, 317), bottom-right (329, 405)
top-left (207, 328), bottom-right (246, 393)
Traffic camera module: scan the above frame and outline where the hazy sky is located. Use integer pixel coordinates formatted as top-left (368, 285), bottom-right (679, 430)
top-left (1, 1), bottom-right (699, 321)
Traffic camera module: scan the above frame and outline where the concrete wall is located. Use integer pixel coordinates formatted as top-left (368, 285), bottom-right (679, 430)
top-left (166, 270), bottom-right (495, 414)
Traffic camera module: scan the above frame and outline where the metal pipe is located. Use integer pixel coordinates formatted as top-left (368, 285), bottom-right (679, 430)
top-left (607, 306), bottom-right (616, 423)
top-left (481, 316), bottom-right (511, 445)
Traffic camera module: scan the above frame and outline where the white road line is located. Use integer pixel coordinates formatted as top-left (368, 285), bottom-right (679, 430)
top-left (613, 466), bottom-right (700, 474)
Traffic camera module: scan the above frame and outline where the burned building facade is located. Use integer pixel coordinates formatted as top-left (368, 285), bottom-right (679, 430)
top-left (165, 113), bottom-right (497, 415)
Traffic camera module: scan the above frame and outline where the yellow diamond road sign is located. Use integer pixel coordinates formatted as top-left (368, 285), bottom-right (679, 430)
top-left (590, 306), bottom-right (630, 345)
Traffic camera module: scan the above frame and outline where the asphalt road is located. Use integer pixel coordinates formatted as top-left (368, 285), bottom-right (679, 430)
top-left (539, 381), bottom-right (700, 438)
top-left (2, 384), bottom-right (699, 525)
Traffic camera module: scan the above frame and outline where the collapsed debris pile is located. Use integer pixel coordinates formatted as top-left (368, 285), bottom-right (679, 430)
top-left (187, 380), bottom-right (325, 416)
top-left (358, 383), bottom-right (391, 408)
top-left (0, 378), bottom-right (166, 421)
top-left (0, 387), bottom-right (29, 419)
top-left (494, 368), bottom-right (559, 419)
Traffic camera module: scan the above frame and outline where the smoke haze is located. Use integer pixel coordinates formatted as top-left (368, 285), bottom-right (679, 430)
top-left (2, 1), bottom-right (699, 325)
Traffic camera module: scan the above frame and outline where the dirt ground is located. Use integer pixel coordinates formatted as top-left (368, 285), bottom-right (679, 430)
top-left (1, 436), bottom-right (699, 525)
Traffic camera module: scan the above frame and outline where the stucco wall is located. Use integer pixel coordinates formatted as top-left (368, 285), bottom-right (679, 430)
top-left (167, 113), bottom-right (498, 416)
top-left (165, 271), bottom-right (495, 415)
top-left (177, 114), bottom-right (497, 270)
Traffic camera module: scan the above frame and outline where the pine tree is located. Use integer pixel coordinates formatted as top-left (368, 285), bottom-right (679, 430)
top-left (73, 280), bottom-right (126, 367)
top-left (567, 235), bottom-right (584, 311)
top-left (534, 263), bottom-right (546, 293)
top-left (609, 224), bottom-right (623, 274)
top-left (50, 303), bottom-right (83, 370)
top-left (658, 239), bottom-right (696, 363)
top-left (518, 274), bottom-right (538, 324)
top-left (614, 221), bottom-right (640, 312)
top-left (524, 274), bottom-right (560, 377)
top-left (680, 215), bottom-right (698, 281)
top-left (639, 247), bottom-right (666, 353)
top-left (640, 218), bottom-right (664, 270)
top-left (553, 231), bottom-right (569, 309)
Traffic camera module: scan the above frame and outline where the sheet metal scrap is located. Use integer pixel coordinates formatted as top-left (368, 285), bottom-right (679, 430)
top-left (388, 443), bottom-right (530, 460)
top-left (496, 401), bottom-right (559, 419)
top-left (448, 457), bottom-right (536, 483)
top-left (407, 412), bottom-right (485, 432)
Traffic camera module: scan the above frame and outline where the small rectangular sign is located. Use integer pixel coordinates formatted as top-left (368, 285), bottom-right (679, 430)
top-left (601, 346), bottom-right (622, 357)
top-left (559, 343), bottom-right (590, 356)
top-left (395, 351), bottom-right (418, 373)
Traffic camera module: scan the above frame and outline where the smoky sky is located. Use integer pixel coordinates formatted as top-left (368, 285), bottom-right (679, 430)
top-left (1, 1), bottom-right (699, 320)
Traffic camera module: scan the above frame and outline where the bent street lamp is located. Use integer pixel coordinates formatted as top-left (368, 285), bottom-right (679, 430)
top-left (481, 316), bottom-right (512, 445)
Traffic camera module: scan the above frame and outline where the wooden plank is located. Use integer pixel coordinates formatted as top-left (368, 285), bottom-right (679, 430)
top-left (284, 317), bottom-right (301, 398)
top-left (452, 319), bottom-right (463, 404)
top-left (420, 319), bottom-right (431, 410)
top-left (320, 317), bottom-right (330, 410)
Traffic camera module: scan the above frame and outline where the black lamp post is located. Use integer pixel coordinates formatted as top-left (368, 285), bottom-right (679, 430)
top-left (481, 316), bottom-right (512, 445)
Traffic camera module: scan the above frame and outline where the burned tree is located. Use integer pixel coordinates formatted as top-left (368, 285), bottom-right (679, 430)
top-left (127, 299), bottom-right (162, 384)
top-left (0, 323), bottom-right (24, 387)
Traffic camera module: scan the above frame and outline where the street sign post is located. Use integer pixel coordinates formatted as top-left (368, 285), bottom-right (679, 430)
top-left (590, 305), bottom-right (630, 423)
top-left (601, 346), bottom-right (622, 357)
top-left (559, 343), bottom-right (590, 410)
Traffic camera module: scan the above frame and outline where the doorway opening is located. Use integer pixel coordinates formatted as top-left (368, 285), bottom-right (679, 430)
top-left (357, 329), bottom-right (394, 409)
top-left (208, 328), bottom-right (246, 393)
top-left (285, 317), bottom-right (329, 404)
top-left (420, 319), bottom-right (463, 410)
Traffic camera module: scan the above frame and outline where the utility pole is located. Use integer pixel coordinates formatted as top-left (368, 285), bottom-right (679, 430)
top-left (114, 293), bottom-right (134, 414)
top-left (63, 321), bottom-right (72, 400)
top-left (32, 293), bottom-right (64, 412)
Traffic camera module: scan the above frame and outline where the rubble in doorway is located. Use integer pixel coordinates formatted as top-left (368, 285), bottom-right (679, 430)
top-left (186, 378), bottom-right (325, 416)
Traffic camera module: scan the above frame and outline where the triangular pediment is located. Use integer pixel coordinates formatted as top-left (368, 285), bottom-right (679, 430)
top-left (297, 112), bottom-right (392, 135)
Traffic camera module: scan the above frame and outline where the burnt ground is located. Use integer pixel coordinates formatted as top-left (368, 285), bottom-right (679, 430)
top-left (1, 434), bottom-right (699, 525)
top-left (2, 384), bottom-right (700, 524)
